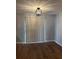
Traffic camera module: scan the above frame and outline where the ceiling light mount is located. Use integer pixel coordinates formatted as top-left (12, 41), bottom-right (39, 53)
top-left (35, 7), bottom-right (42, 16)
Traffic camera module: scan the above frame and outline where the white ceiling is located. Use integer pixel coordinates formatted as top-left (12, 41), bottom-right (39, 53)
top-left (16, 0), bottom-right (62, 14)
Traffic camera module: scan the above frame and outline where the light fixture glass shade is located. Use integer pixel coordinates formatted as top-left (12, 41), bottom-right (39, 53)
top-left (35, 8), bottom-right (42, 16)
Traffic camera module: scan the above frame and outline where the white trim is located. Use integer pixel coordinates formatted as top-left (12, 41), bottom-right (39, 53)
top-left (16, 40), bottom-right (62, 46)
top-left (53, 40), bottom-right (62, 46)
top-left (16, 40), bottom-right (54, 44)
top-left (16, 42), bottom-right (26, 44)
top-left (24, 17), bottom-right (26, 44)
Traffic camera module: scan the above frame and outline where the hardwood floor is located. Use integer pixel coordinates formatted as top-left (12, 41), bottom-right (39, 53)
top-left (16, 42), bottom-right (62, 59)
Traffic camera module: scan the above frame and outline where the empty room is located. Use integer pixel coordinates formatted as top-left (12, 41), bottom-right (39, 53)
top-left (16, 0), bottom-right (62, 59)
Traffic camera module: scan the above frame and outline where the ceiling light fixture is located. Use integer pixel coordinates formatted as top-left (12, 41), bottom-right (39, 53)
top-left (35, 7), bottom-right (42, 16)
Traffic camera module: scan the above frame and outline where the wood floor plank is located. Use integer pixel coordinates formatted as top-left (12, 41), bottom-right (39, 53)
top-left (16, 42), bottom-right (62, 59)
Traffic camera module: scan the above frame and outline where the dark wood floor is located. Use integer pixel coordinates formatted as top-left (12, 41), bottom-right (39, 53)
top-left (16, 42), bottom-right (62, 59)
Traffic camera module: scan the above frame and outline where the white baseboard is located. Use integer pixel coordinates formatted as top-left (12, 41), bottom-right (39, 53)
top-left (16, 40), bottom-right (54, 44)
top-left (53, 40), bottom-right (62, 46)
top-left (16, 40), bottom-right (62, 46)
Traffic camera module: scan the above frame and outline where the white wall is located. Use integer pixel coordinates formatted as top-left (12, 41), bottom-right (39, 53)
top-left (16, 14), bottom-right (25, 42)
top-left (16, 13), bottom-right (62, 45)
top-left (16, 13), bottom-right (56, 43)
top-left (25, 14), bottom-right (56, 43)
top-left (55, 12), bottom-right (62, 46)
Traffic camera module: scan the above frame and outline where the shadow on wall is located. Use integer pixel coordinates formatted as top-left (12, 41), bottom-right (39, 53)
top-left (55, 12), bottom-right (62, 46)
top-left (16, 36), bottom-right (21, 42)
